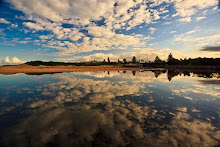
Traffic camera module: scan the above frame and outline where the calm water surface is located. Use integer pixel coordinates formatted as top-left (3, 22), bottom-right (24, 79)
top-left (0, 70), bottom-right (219, 146)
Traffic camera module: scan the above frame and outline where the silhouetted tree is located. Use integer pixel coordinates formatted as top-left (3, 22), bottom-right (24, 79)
top-left (167, 53), bottom-right (173, 62)
top-left (118, 59), bottom-right (120, 63)
top-left (154, 56), bottom-right (162, 63)
top-left (108, 57), bottom-right (110, 63)
top-left (123, 58), bottom-right (127, 64)
top-left (132, 56), bottom-right (136, 64)
top-left (167, 53), bottom-right (180, 65)
top-left (103, 59), bottom-right (106, 63)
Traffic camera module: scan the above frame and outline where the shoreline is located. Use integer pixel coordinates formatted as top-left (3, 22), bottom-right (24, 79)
top-left (0, 64), bottom-right (163, 74)
top-left (0, 64), bottom-right (219, 75)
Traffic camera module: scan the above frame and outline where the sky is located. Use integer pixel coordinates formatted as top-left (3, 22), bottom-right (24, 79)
top-left (0, 0), bottom-right (220, 64)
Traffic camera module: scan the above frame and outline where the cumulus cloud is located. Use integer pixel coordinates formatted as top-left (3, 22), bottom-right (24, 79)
top-left (0, 18), bottom-right (10, 24)
top-left (200, 45), bottom-right (220, 52)
top-left (11, 57), bottom-right (23, 63)
top-left (5, 0), bottom-right (219, 55)
top-left (4, 56), bottom-right (10, 63)
top-left (38, 35), bottom-right (53, 40)
top-left (2, 56), bottom-right (24, 64)
top-left (172, 0), bottom-right (218, 22)
top-left (173, 0), bottom-right (218, 17)
top-left (23, 22), bottom-right (44, 31)
top-left (3, 0), bottom-right (168, 54)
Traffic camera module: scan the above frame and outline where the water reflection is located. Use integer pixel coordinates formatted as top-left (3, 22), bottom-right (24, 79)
top-left (0, 70), bottom-right (219, 146)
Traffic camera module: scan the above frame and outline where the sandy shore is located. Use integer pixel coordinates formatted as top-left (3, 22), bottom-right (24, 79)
top-left (0, 64), bottom-right (160, 74)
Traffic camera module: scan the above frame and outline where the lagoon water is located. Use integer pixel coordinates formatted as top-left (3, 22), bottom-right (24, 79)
top-left (0, 70), bottom-right (219, 146)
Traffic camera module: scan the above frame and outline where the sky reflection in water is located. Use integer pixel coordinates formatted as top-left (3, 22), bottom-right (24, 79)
top-left (0, 70), bottom-right (219, 146)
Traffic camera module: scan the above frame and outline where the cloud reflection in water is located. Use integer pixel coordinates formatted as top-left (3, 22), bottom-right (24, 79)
top-left (0, 70), bottom-right (219, 146)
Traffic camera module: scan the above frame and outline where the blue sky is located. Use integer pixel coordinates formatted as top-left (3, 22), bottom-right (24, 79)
top-left (0, 0), bottom-right (220, 64)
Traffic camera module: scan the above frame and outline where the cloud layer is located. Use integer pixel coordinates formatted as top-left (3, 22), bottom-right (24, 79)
top-left (4, 0), bottom-right (218, 57)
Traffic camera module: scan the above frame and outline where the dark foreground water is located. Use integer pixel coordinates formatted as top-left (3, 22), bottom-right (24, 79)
top-left (0, 70), bottom-right (219, 147)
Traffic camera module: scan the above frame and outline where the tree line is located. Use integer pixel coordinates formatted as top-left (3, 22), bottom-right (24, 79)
top-left (103, 53), bottom-right (220, 66)
top-left (26, 53), bottom-right (220, 66)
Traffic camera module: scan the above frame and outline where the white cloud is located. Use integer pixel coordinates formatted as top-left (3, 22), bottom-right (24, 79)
top-left (173, 0), bottom-right (218, 17)
top-left (149, 27), bottom-right (157, 34)
top-left (10, 24), bottom-right (18, 28)
top-left (0, 18), bottom-right (10, 24)
top-left (87, 26), bottom-right (115, 38)
top-left (7, 0), bottom-right (116, 25)
top-left (2, 56), bottom-right (24, 64)
top-left (4, 56), bottom-right (10, 63)
top-left (170, 31), bottom-right (176, 34)
top-left (172, 13), bottom-right (179, 17)
top-left (212, 6), bottom-right (218, 11)
top-left (6, 0), bottom-right (167, 54)
top-left (196, 16), bottom-right (206, 21)
top-left (23, 22), bottom-right (44, 31)
top-left (186, 29), bottom-right (197, 34)
top-left (39, 35), bottom-right (53, 40)
top-left (6, 0), bottom-right (219, 55)
top-left (179, 17), bottom-right (192, 22)
top-left (11, 57), bottom-right (22, 63)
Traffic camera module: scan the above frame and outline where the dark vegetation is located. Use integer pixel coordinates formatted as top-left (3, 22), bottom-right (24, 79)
top-left (143, 53), bottom-right (220, 68)
top-left (25, 53), bottom-right (220, 68)
top-left (26, 60), bottom-right (119, 66)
